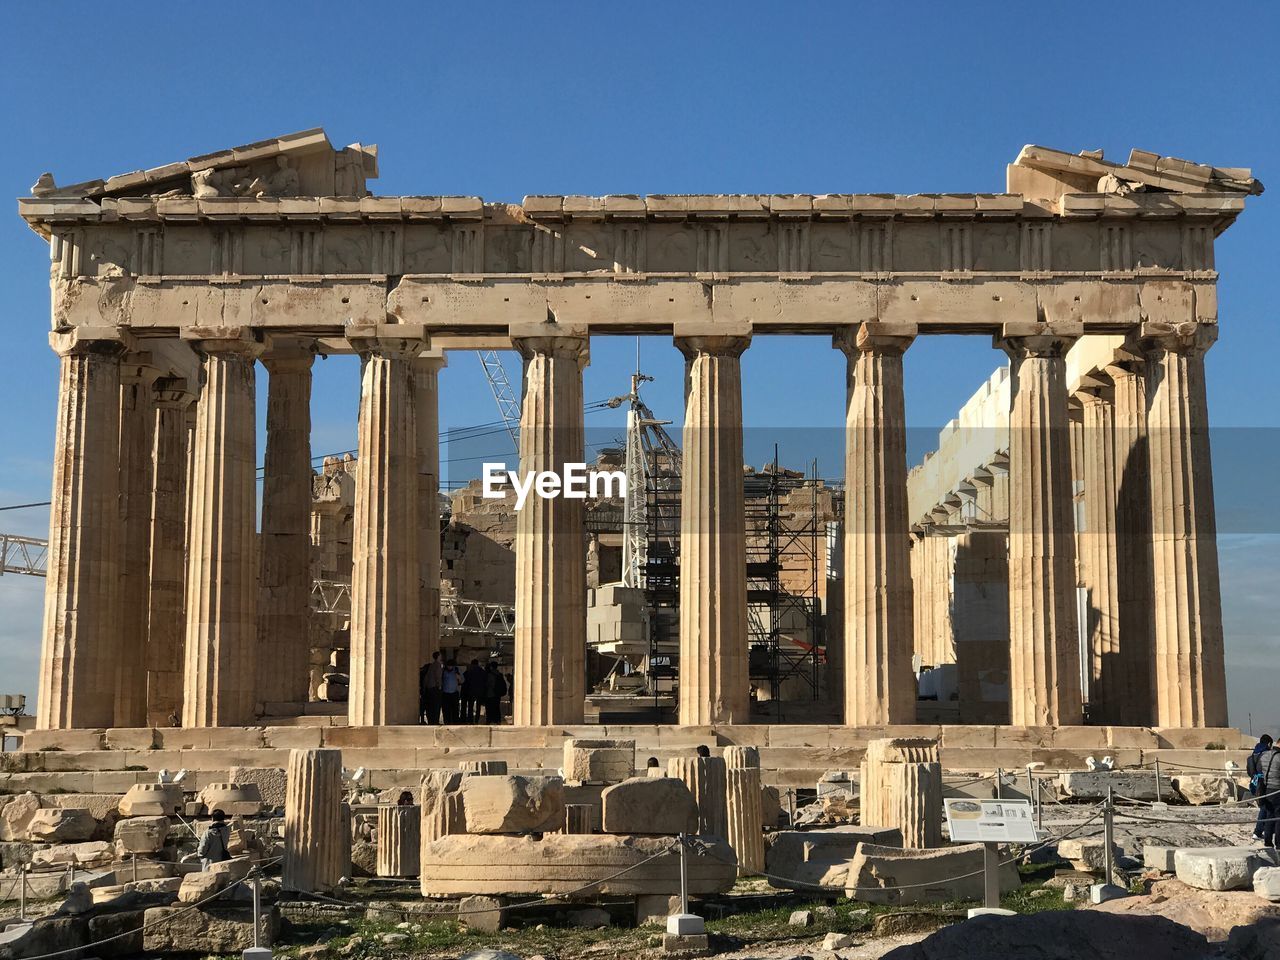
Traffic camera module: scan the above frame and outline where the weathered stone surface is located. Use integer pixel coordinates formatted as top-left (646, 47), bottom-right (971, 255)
top-left (1174, 847), bottom-right (1279, 892)
top-left (142, 904), bottom-right (278, 952)
top-left (766, 826), bottom-right (904, 890)
top-left (0, 794), bottom-right (40, 841)
top-left (1256, 866), bottom-right (1280, 902)
top-left (458, 895), bottom-right (505, 932)
top-left (119, 783), bottom-right (184, 817)
top-left (459, 761), bottom-right (507, 775)
top-left (1056, 771), bottom-right (1177, 802)
top-left (860, 739), bottom-right (942, 848)
top-left (725, 766), bottom-right (764, 875)
top-left (563, 803), bottom-right (593, 834)
top-left (0, 918), bottom-right (90, 960)
top-left (125, 876), bottom-right (183, 895)
top-left (1088, 878), bottom-right (1280, 941)
top-left (847, 841), bottom-right (1019, 905)
top-left (1171, 774), bottom-right (1238, 805)
top-left (284, 748), bottom-right (345, 893)
top-left (563, 739), bottom-right (635, 783)
top-left (636, 893), bottom-right (680, 925)
top-left (1059, 838), bottom-right (1120, 874)
top-left (26, 807), bottom-right (95, 842)
top-left (31, 840), bottom-right (114, 867)
top-left (197, 782), bottom-right (264, 816)
top-left (421, 770), bottom-right (466, 848)
top-left (880, 910), bottom-right (1211, 960)
top-left (228, 766), bottom-right (288, 809)
top-left (114, 815), bottom-right (169, 854)
top-left (1144, 845), bottom-right (1177, 873)
top-left (420, 833), bottom-right (736, 897)
top-left (178, 870), bottom-right (227, 904)
top-left (668, 755), bottom-right (728, 839)
top-left (601, 777), bottom-right (698, 835)
top-left (376, 805), bottom-right (420, 878)
top-left (458, 775), bottom-right (565, 834)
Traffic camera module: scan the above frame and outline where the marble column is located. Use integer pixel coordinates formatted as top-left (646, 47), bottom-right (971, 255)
top-left (1076, 388), bottom-right (1123, 722)
top-left (512, 336), bottom-right (587, 725)
top-left (284, 748), bottom-right (345, 893)
top-left (115, 357), bottom-right (160, 727)
top-left (414, 356), bottom-right (446, 667)
top-left (256, 341), bottom-right (315, 709)
top-left (836, 323), bottom-right (916, 725)
top-left (998, 330), bottom-right (1083, 726)
top-left (145, 377), bottom-right (194, 727)
top-left (1141, 323), bottom-right (1227, 727)
top-left (676, 335), bottom-right (750, 726)
top-left (182, 330), bottom-right (261, 727)
top-left (348, 332), bottom-right (421, 726)
top-left (37, 331), bottom-right (126, 730)
top-left (1109, 359), bottom-right (1155, 724)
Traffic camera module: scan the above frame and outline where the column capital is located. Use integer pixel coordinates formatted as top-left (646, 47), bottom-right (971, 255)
top-left (182, 326), bottom-right (263, 359)
top-left (995, 322), bottom-right (1081, 360)
top-left (261, 335), bottom-right (318, 373)
top-left (1138, 321), bottom-right (1218, 355)
top-left (413, 353), bottom-right (448, 374)
top-left (833, 322), bottom-right (916, 358)
top-left (674, 335), bottom-right (750, 360)
top-left (121, 352), bottom-right (166, 387)
top-left (514, 334), bottom-right (589, 366)
top-left (346, 322), bottom-right (426, 360)
top-left (49, 326), bottom-right (129, 359)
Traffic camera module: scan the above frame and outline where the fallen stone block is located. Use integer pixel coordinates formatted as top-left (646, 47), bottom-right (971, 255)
top-left (178, 870), bottom-right (228, 904)
top-left (788, 909), bottom-right (812, 927)
top-left (1171, 774), bottom-right (1239, 805)
top-left (26, 808), bottom-right (96, 842)
top-left (119, 783), bottom-right (184, 817)
top-left (228, 766), bottom-right (288, 809)
top-left (125, 876), bottom-right (183, 895)
top-left (458, 775), bottom-right (565, 834)
top-left (846, 842), bottom-right (1020, 905)
top-left (0, 918), bottom-right (90, 960)
top-left (1144, 845), bottom-right (1177, 873)
top-left (1174, 847), bottom-right (1279, 892)
top-left (142, 904), bottom-right (278, 952)
top-left (31, 840), bottom-right (114, 867)
top-left (1059, 838), bottom-right (1120, 874)
top-left (636, 893), bottom-right (680, 925)
top-left (765, 825), bottom-right (904, 891)
top-left (563, 739), bottom-right (635, 784)
top-left (197, 782), bottom-right (264, 816)
top-left (1088, 877), bottom-right (1280, 942)
top-left (1056, 771), bottom-right (1176, 802)
top-left (601, 777), bottom-right (697, 835)
top-left (420, 833), bottom-right (736, 897)
top-left (0, 794), bottom-right (40, 841)
top-left (1254, 866), bottom-right (1280, 902)
top-left (114, 814), bottom-right (169, 854)
top-left (458, 895), bottom-right (505, 932)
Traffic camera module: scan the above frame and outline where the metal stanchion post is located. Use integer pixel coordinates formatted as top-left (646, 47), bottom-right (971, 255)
top-left (1025, 767), bottom-right (1035, 815)
top-left (132, 853), bottom-right (138, 884)
top-left (1154, 758), bottom-right (1162, 802)
top-left (253, 869), bottom-right (261, 948)
top-left (995, 767), bottom-right (1003, 800)
top-left (19, 864), bottom-right (27, 921)
top-left (1103, 786), bottom-right (1115, 884)
top-left (787, 789), bottom-right (795, 826)
top-left (678, 834), bottom-right (689, 916)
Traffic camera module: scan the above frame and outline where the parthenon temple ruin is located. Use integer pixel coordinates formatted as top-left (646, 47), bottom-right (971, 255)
top-left (18, 128), bottom-right (1262, 742)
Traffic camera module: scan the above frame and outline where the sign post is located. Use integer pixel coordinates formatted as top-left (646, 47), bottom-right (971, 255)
top-left (944, 798), bottom-right (1037, 917)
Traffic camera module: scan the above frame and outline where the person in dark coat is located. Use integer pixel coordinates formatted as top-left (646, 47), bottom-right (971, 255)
top-left (484, 661), bottom-right (507, 724)
top-left (463, 659), bottom-right (486, 723)
top-left (1249, 735), bottom-right (1274, 841)
top-left (1256, 737), bottom-right (1280, 849)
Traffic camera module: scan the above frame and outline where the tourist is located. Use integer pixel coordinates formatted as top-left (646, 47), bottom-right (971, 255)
top-left (197, 810), bottom-right (231, 869)
top-left (485, 661), bottom-right (507, 724)
top-left (647, 756), bottom-right (661, 771)
top-left (1250, 734), bottom-right (1274, 840)
top-left (397, 790), bottom-right (414, 806)
top-left (695, 744), bottom-right (711, 759)
top-left (463, 659), bottom-right (486, 723)
top-left (441, 658), bottom-right (463, 724)
top-left (420, 652), bottom-right (443, 725)
top-left (1255, 736), bottom-right (1280, 848)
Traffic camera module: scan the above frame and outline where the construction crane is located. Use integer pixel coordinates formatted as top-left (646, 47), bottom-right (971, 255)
top-left (476, 350), bottom-right (522, 450)
top-left (605, 371), bottom-right (682, 589)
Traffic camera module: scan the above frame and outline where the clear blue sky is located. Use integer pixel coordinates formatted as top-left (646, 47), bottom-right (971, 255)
top-left (1, 1), bottom-right (1276, 731)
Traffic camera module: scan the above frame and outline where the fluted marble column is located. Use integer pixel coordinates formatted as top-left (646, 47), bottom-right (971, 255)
top-left (1141, 323), bottom-right (1227, 727)
top-left (183, 330), bottom-right (261, 727)
top-left (724, 746), bottom-right (764, 875)
top-left (284, 748), bottom-right (345, 893)
top-left (512, 336), bottom-right (587, 725)
top-left (348, 331), bottom-right (421, 726)
top-left (1109, 359), bottom-right (1155, 724)
top-left (414, 356), bottom-right (446, 667)
top-left (115, 357), bottom-right (159, 727)
top-left (668, 755), bottom-right (729, 839)
top-left (836, 323), bottom-right (916, 725)
top-left (376, 805), bottom-right (421, 878)
top-left (256, 341), bottom-right (315, 708)
top-left (146, 377), bottom-right (194, 727)
top-left (999, 330), bottom-right (1083, 726)
top-left (1077, 388), bottom-right (1123, 723)
top-left (38, 331), bottom-right (126, 730)
top-left (676, 335), bottom-right (750, 726)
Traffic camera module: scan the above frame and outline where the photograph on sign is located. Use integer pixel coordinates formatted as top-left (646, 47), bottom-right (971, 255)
top-left (944, 799), bottom-right (1038, 843)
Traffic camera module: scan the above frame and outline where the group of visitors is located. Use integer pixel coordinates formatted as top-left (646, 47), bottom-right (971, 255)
top-left (419, 651), bottom-right (509, 725)
top-left (1250, 734), bottom-right (1280, 848)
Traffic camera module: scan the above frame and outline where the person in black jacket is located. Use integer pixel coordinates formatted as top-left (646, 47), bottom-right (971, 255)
top-left (463, 659), bottom-right (486, 724)
top-left (1257, 739), bottom-right (1280, 849)
top-left (484, 661), bottom-right (508, 724)
top-left (1249, 735), bottom-right (1274, 840)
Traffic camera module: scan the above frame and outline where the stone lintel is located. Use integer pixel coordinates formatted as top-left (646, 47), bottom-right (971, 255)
top-left (1138, 320), bottom-right (1218, 354)
top-left (48, 326), bottom-right (130, 356)
top-left (346, 322), bottom-right (427, 359)
top-left (260, 335), bottom-right (319, 370)
top-left (180, 325), bottom-right (263, 358)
